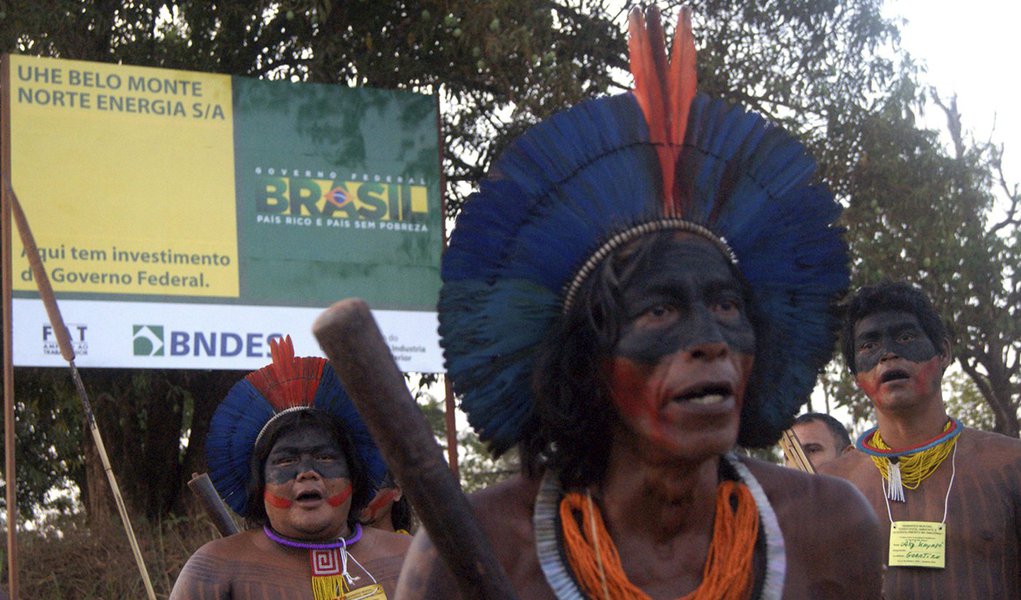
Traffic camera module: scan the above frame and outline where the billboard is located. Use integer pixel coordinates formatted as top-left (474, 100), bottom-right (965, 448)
top-left (3, 55), bottom-right (443, 371)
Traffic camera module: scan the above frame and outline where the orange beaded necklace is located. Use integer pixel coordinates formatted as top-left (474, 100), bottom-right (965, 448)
top-left (559, 480), bottom-right (759, 600)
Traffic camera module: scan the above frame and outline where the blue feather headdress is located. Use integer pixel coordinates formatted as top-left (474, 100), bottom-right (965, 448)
top-left (439, 7), bottom-right (848, 454)
top-left (205, 336), bottom-right (386, 516)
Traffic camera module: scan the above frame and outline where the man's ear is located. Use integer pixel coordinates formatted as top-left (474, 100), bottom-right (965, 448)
top-left (939, 339), bottom-right (952, 371)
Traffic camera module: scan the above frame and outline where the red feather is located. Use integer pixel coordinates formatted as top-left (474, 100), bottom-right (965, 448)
top-left (628, 6), bottom-right (698, 216)
top-left (246, 335), bottom-right (324, 411)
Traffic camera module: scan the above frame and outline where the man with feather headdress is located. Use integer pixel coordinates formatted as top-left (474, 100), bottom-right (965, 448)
top-left (396, 8), bottom-right (880, 599)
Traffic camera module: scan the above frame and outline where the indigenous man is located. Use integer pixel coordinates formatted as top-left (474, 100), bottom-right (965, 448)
top-left (171, 337), bottom-right (409, 599)
top-left (361, 471), bottom-right (415, 535)
top-left (397, 8), bottom-right (880, 599)
top-left (784, 413), bottom-right (852, 470)
top-left (822, 281), bottom-right (1021, 598)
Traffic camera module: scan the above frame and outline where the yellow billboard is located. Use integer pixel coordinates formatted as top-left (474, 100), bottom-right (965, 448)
top-left (9, 55), bottom-right (239, 297)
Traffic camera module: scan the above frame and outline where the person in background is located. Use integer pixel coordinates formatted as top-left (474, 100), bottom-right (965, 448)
top-left (823, 281), bottom-right (1021, 599)
top-left (171, 336), bottom-right (409, 599)
top-left (361, 471), bottom-right (415, 535)
top-left (784, 412), bottom-right (852, 470)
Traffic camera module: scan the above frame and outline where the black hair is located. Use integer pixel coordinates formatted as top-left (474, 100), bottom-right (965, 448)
top-left (841, 281), bottom-right (949, 373)
top-left (793, 412), bottom-right (852, 450)
top-left (524, 231), bottom-right (758, 489)
top-left (375, 470), bottom-right (416, 533)
top-left (244, 409), bottom-right (372, 529)
top-left (388, 494), bottom-right (415, 533)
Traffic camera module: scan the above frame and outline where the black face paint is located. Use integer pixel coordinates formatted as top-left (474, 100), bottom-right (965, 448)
top-left (264, 426), bottom-right (350, 485)
top-left (613, 237), bottom-right (755, 364)
top-left (853, 310), bottom-right (939, 373)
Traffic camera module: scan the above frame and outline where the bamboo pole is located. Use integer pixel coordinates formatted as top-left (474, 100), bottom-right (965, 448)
top-left (2, 54), bottom-right (20, 600)
top-left (5, 184), bottom-right (157, 600)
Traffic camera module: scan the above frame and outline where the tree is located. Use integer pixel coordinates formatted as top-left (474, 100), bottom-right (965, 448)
top-left (836, 88), bottom-right (1020, 436)
top-left (0, 0), bottom-right (913, 520)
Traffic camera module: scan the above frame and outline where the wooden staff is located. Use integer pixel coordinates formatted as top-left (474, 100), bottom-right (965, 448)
top-left (313, 298), bottom-right (517, 600)
top-left (780, 428), bottom-right (816, 474)
top-left (6, 184), bottom-right (157, 600)
top-left (187, 472), bottom-right (240, 538)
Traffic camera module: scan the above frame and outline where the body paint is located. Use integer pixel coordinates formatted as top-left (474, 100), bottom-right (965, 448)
top-left (363, 488), bottom-right (398, 516)
top-left (606, 237), bottom-right (754, 453)
top-left (856, 355), bottom-right (944, 401)
top-left (264, 428), bottom-right (351, 484)
top-left (912, 356), bottom-right (943, 397)
top-left (608, 358), bottom-right (656, 418)
top-left (613, 239), bottom-right (755, 366)
top-left (326, 483), bottom-right (353, 507)
top-left (264, 491), bottom-right (293, 509)
top-left (852, 311), bottom-right (939, 374)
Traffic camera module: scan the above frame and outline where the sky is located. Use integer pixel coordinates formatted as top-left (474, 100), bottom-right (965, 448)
top-left (889, 0), bottom-right (1021, 180)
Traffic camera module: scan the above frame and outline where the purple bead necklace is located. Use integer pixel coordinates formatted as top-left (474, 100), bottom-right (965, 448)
top-left (263, 522), bottom-right (363, 550)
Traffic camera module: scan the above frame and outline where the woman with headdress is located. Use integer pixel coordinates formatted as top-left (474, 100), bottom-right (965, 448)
top-left (171, 336), bottom-right (409, 599)
top-left (397, 8), bottom-right (880, 599)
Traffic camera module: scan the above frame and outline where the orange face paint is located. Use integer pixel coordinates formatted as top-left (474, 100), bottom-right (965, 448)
top-left (264, 490), bottom-right (293, 509)
top-left (363, 488), bottom-right (398, 519)
top-left (326, 483), bottom-right (353, 507)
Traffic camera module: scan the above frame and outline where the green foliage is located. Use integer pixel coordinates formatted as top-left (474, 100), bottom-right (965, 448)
top-left (834, 89), bottom-right (1020, 436)
top-left (0, 368), bottom-right (83, 519)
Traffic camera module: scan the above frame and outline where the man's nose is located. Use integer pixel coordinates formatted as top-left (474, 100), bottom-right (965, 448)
top-left (295, 456), bottom-right (321, 479)
top-left (685, 308), bottom-right (728, 360)
top-left (879, 340), bottom-right (900, 361)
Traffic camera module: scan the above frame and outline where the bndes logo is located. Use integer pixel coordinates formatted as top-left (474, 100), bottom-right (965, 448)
top-left (133, 325), bottom-right (282, 358)
top-left (133, 325), bottom-right (164, 356)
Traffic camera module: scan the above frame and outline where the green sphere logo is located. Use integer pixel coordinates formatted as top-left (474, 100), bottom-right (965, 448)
top-left (133, 325), bottom-right (164, 356)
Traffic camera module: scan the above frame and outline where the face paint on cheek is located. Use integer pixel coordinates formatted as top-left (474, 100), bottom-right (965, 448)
top-left (366, 488), bottom-right (397, 513)
top-left (913, 356), bottom-right (943, 395)
top-left (326, 483), bottom-right (353, 507)
top-left (608, 356), bottom-right (679, 450)
top-left (264, 490), bottom-right (293, 509)
top-left (608, 357), bottom-right (658, 418)
top-left (856, 371), bottom-right (881, 399)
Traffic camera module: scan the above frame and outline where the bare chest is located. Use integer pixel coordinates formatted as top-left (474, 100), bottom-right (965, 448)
top-left (850, 452), bottom-right (1021, 599)
top-left (226, 550), bottom-right (401, 599)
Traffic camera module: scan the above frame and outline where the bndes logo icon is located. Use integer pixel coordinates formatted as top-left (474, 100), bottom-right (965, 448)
top-left (132, 325), bottom-right (164, 356)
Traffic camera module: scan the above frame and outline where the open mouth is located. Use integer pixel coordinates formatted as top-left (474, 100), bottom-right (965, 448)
top-left (673, 383), bottom-right (733, 405)
top-left (880, 369), bottom-right (910, 384)
top-left (295, 490), bottom-right (323, 502)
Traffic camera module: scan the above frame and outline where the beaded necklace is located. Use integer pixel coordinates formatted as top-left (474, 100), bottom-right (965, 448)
top-left (856, 418), bottom-right (961, 502)
top-left (560, 480), bottom-right (757, 599)
top-left (533, 453), bottom-right (786, 600)
top-left (264, 524), bottom-right (381, 599)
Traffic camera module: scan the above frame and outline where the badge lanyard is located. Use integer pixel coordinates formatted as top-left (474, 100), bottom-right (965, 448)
top-left (883, 443), bottom-right (956, 569)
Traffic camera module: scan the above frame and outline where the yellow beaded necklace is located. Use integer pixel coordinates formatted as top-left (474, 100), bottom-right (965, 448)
top-left (856, 418), bottom-right (961, 502)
